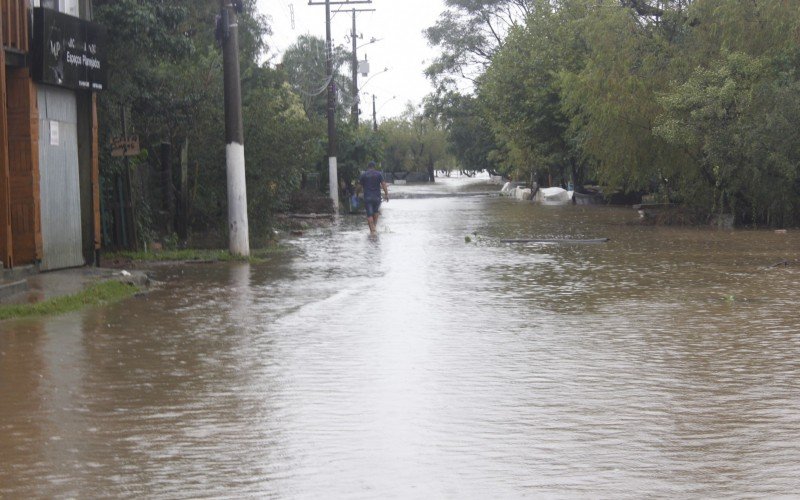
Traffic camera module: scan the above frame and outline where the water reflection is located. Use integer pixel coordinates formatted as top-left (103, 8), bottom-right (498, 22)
top-left (2, 177), bottom-right (800, 497)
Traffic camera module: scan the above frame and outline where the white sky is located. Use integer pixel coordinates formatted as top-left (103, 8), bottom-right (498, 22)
top-left (257, 0), bottom-right (447, 121)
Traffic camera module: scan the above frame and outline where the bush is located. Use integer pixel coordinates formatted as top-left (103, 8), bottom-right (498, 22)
top-left (286, 190), bottom-right (334, 214)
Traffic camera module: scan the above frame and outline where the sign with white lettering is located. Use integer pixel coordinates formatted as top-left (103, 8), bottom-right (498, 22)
top-left (31, 8), bottom-right (107, 91)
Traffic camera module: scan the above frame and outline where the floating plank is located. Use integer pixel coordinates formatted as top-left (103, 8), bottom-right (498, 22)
top-left (501, 238), bottom-right (609, 244)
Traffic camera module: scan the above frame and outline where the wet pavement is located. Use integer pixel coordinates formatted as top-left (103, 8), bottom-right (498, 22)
top-left (2, 176), bottom-right (800, 498)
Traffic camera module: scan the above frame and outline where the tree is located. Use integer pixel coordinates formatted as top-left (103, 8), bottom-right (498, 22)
top-left (425, 92), bottom-right (503, 176)
top-left (479, 2), bottom-right (577, 185)
top-left (381, 108), bottom-right (453, 181)
top-left (95, 0), bottom-right (323, 245)
top-left (280, 35), bottom-right (354, 120)
top-left (655, 52), bottom-right (800, 226)
top-left (556, 0), bottom-right (688, 193)
top-left (424, 0), bottom-right (533, 90)
top-left (243, 72), bottom-right (323, 233)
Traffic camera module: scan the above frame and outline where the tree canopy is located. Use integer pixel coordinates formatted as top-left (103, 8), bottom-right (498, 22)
top-left (425, 0), bottom-right (800, 226)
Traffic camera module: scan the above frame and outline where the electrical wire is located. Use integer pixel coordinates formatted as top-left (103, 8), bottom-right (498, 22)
top-left (293, 73), bottom-right (334, 97)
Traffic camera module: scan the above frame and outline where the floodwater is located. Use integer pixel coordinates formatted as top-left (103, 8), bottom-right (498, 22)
top-left (2, 177), bottom-right (800, 498)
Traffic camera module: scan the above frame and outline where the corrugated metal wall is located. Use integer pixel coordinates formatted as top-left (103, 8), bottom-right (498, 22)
top-left (37, 86), bottom-right (83, 270)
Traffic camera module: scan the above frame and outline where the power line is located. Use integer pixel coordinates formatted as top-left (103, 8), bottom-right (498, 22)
top-left (307, 0), bottom-right (373, 210)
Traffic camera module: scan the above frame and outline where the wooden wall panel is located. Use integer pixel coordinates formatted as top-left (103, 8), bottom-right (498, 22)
top-left (1, 4), bottom-right (12, 268)
top-left (1, 0), bottom-right (29, 52)
top-left (6, 68), bottom-right (41, 264)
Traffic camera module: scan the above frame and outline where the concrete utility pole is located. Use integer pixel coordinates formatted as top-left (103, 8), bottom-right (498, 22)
top-left (310, 0), bottom-right (372, 211)
top-left (219, 0), bottom-right (249, 256)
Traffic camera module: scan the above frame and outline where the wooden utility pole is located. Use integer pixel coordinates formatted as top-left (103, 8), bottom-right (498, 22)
top-left (349, 8), bottom-right (375, 126)
top-left (219, 0), bottom-right (249, 256)
top-left (372, 94), bottom-right (377, 131)
top-left (309, 0), bottom-right (372, 210)
top-left (351, 10), bottom-right (358, 125)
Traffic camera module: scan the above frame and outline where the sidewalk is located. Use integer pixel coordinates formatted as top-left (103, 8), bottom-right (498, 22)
top-left (0, 265), bottom-right (151, 305)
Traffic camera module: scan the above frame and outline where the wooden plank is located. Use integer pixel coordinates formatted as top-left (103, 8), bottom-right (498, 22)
top-left (0, 3), bottom-right (13, 267)
top-left (1, 1), bottom-right (7, 48)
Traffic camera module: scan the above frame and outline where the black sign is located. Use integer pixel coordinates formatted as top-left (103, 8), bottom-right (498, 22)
top-left (31, 8), bottom-right (107, 91)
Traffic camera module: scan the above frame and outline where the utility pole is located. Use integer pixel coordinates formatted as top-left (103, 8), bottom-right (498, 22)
top-left (349, 8), bottom-right (375, 126)
top-left (310, 0), bottom-right (372, 211)
top-left (372, 94), bottom-right (377, 131)
top-left (351, 10), bottom-right (358, 126)
top-left (218, 0), bottom-right (249, 256)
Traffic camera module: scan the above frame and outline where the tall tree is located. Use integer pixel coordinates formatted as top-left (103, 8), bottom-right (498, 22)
top-left (280, 35), bottom-right (354, 120)
top-left (557, 0), bottom-right (687, 193)
top-left (424, 0), bottom-right (532, 90)
top-left (479, 2), bottom-right (578, 185)
top-left (425, 92), bottom-right (502, 176)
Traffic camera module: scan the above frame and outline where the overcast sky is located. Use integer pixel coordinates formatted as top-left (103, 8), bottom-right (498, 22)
top-left (256, 0), bottom-right (447, 121)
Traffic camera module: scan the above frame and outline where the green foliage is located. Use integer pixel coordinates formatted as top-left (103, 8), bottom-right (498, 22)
top-left (429, 0), bottom-right (800, 225)
top-left (336, 123), bottom-right (386, 184)
top-left (557, 0), bottom-right (685, 192)
top-left (425, 91), bottom-right (503, 175)
top-left (480, 2), bottom-right (577, 183)
top-left (243, 75), bottom-right (323, 230)
top-left (380, 109), bottom-right (453, 178)
top-left (655, 51), bottom-right (800, 225)
top-left (95, 0), bottom-right (328, 246)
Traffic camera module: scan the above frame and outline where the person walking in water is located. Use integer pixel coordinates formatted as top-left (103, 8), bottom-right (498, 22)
top-left (358, 161), bottom-right (389, 234)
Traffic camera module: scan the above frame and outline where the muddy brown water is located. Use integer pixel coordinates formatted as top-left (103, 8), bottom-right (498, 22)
top-left (2, 177), bottom-right (800, 498)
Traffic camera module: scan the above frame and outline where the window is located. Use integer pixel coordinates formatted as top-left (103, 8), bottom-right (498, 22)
top-left (33, 0), bottom-right (79, 17)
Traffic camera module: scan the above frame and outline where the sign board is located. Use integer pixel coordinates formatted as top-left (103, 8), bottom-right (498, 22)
top-left (30, 8), bottom-right (107, 91)
top-left (110, 136), bottom-right (141, 157)
top-left (50, 121), bottom-right (59, 146)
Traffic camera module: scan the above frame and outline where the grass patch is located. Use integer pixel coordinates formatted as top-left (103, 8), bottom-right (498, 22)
top-left (0, 280), bottom-right (138, 321)
top-left (105, 245), bottom-right (288, 264)
top-left (108, 249), bottom-right (228, 262)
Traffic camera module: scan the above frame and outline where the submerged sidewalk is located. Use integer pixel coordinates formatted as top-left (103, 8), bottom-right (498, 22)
top-left (0, 266), bottom-right (151, 305)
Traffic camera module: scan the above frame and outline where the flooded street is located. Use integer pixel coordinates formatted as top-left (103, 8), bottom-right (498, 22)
top-left (2, 177), bottom-right (800, 498)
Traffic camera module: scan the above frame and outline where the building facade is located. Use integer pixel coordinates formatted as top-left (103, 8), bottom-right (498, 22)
top-left (1, 0), bottom-right (104, 270)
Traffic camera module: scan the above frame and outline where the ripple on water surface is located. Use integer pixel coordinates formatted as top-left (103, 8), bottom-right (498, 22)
top-left (2, 178), bottom-right (800, 498)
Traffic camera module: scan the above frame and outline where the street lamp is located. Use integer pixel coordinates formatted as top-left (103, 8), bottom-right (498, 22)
top-left (357, 37), bottom-right (382, 50)
top-left (377, 95), bottom-right (397, 114)
top-left (359, 66), bottom-right (389, 92)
